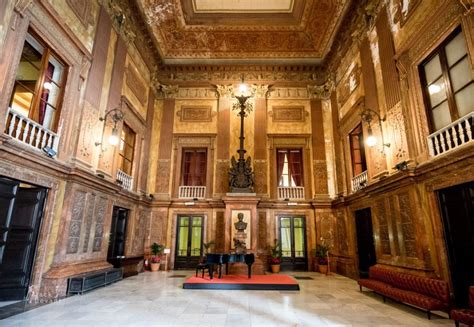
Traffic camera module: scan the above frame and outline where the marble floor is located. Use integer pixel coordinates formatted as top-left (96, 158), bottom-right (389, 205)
top-left (1, 271), bottom-right (453, 327)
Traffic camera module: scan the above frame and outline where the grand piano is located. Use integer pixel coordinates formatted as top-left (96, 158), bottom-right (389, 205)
top-left (205, 253), bottom-right (255, 279)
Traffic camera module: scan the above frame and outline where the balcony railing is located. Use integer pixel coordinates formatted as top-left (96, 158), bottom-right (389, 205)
top-left (428, 112), bottom-right (473, 157)
top-left (278, 186), bottom-right (305, 200)
top-left (5, 107), bottom-right (60, 155)
top-left (178, 186), bottom-right (206, 199)
top-left (117, 169), bottom-right (133, 191)
top-left (351, 170), bottom-right (368, 193)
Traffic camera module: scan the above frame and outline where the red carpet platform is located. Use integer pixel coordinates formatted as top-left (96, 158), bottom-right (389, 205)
top-left (183, 274), bottom-right (300, 291)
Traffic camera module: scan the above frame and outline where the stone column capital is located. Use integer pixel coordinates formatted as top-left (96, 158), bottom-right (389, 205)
top-left (215, 84), bottom-right (234, 99)
top-left (307, 78), bottom-right (334, 100)
top-left (251, 84), bottom-right (270, 98)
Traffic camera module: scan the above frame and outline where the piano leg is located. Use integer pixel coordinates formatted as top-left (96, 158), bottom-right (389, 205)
top-left (225, 263), bottom-right (229, 275)
top-left (247, 264), bottom-right (252, 279)
top-left (209, 265), bottom-right (214, 279)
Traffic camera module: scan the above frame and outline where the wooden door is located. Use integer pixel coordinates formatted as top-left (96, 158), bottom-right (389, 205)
top-left (0, 177), bottom-right (47, 300)
top-left (355, 208), bottom-right (376, 278)
top-left (438, 181), bottom-right (474, 307)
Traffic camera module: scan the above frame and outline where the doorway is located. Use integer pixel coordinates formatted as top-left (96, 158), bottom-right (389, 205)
top-left (0, 177), bottom-right (47, 301)
top-left (174, 215), bottom-right (203, 269)
top-left (438, 181), bottom-right (474, 307)
top-left (355, 208), bottom-right (376, 278)
top-left (107, 207), bottom-right (129, 261)
top-left (278, 216), bottom-right (307, 271)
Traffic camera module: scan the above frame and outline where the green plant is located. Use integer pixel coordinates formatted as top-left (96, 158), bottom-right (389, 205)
top-left (315, 243), bottom-right (330, 265)
top-left (268, 239), bottom-right (282, 265)
top-left (150, 242), bottom-right (164, 257)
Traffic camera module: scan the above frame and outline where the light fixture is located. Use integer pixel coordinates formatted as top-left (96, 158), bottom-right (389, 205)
top-left (360, 108), bottom-right (390, 150)
top-left (428, 84), bottom-right (441, 95)
top-left (95, 107), bottom-right (124, 147)
top-left (43, 82), bottom-right (53, 90)
top-left (238, 75), bottom-right (248, 94)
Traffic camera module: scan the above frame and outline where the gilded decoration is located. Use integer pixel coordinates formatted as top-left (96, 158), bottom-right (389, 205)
top-left (271, 106), bottom-right (306, 122)
top-left (268, 87), bottom-right (309, 99)
top-left (307, 78), bottom-right (335, 100)
top-left (138, 0), bottom-right (349, 62)
top-left (391, 0), bottom-right (422, 27)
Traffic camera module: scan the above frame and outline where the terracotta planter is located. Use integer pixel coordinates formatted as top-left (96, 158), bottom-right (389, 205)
top-left (318, 264), bottom-right (328, 274)
top-left (150, 263), bottom-right (160, 272)
top-left (271, 264), bottom-right (281, 273)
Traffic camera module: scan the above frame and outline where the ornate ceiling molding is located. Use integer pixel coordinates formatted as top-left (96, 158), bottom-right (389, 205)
top-left (137, 0), bottom-right (349, 64)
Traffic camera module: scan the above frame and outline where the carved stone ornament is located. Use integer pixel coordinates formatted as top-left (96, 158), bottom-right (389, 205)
top-left (14, 0), bottom-right (33, 16)
top-left (459, 0), bottom-right (474, 14)
top-left (229, 156), bottom-right (255, 193)
top-left (215, 84), bottom-right (234, 98)
top-left (159, 83), bottom-right (179, 98)
top-left (251, 84), bottom-right (269, 98)
top-left (307, 78), bottom-right (335, 100)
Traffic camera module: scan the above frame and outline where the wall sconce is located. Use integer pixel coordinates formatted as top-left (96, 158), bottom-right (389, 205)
top-left (95, 107), bottom-right (124, 147)
top-left (360, 108), bottom-right (390, 150)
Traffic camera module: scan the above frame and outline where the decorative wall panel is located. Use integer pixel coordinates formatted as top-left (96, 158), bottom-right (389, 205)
top-left (92, 197), bottom-right (107, 252)
top-left (375, 198), bottom-right (391, 255)
top-left (337, 64), bottom-right (361, 108)
top-left (132, 209), bottom-right (148, 255)
top-left (66, 0), bottom-right (91, 26)
top-left (126, 67), bottom-right (147, 106)
top-left (67, 191), bottom-right (86, 254)
top-left (82, 194), bottom-right (96, 253)
top-left (258, 211), bottom-right (267, 251)
top-left (178, 106), bottom-right (212, 122)
top-left (336, 209), bottom-right (348, 255)
top-left (398, 192), bottom-right (417, 257)
top-left (388, 195), bottom-right (401, 256)
top-left (155, 160), bottom-right (171, 194)
top-left (254, 160), bottom-right (268, 195)
top-left (271, 106), bottom-right (306, 122)
top-left (215, 211), bottom-right (225, 252)
top-left (215, 160), bottom-right (229, 194)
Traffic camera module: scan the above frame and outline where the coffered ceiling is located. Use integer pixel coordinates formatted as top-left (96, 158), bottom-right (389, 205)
top-left (136, 0), bottom-right (351, 65)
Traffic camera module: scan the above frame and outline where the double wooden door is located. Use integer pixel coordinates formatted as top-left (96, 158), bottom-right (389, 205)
top-left (174, 215), bottom-right (203, 269)
top-left (0, 177), bottom-right (47, 300)
top-left (279, 216), bottom-right (308, 271)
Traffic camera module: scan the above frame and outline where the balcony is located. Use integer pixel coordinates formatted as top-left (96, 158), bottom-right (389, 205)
top-left (278, 186), bottom-right (305, 200)
top-left (351, 170), bottom-right (368, 193)
top-left (178, 186), bottom-right (206, 199)
top-left (5, 107), bottom-right (60, 155)
top-left (117, 169), bottom-right (133, 191)
top-left (428, 112), bottom-right (473, 157)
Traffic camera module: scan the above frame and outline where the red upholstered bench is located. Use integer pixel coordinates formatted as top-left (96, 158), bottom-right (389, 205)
top-left (358, 265), bottom-right (450, 319)
top-left (451, 286), bottom-right (474, 327)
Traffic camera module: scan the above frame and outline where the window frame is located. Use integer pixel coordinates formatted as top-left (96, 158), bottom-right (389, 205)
top-left (276, 148), bottom-right (304, 188)
top-left (9, 30), bottom-right (67, 132)
top-left (180, 148), bottom-right (208, 187)
top-left (349, 123), bottom-right (367, 177)
top-left (118, 122), bottom-right (136, 176)
top-left (419, 26), bottom-right (472, 132)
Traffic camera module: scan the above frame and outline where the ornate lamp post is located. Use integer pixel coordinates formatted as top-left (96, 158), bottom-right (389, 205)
top-left (229, 80), bottom-right (255, 193)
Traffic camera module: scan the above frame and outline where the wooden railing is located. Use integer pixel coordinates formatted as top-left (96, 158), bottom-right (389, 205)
top-left (5, 107), bottom-right (60, 155)
top-left (278, 186), bottom-right (305, 200)
top-left (428, 112), bottom-right (473, 157)
top-left (117, 169), bottom-right (133, 191)
top-left (351, 170), bottom-right (368, 193)
top-left (178, 186), bottom-right (206, 199)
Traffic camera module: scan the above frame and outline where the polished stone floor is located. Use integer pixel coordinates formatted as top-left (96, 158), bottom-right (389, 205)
top-left (1, 271), bottom-right (453, 326)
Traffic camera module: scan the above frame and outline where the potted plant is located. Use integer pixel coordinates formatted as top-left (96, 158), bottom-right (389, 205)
top-left (150, 242), bottom-right (164, 272)
top-left (315, 243), bottom-right (330, 274)
top-left (269, 239), bottom-right (282, 273)
top-left (200, 240), bottom-right (215, 263)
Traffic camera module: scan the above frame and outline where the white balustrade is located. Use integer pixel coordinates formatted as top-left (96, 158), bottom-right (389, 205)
top-left (428, 112), bottom-right (473, 157)
top-left (178, 186), bottom-right (206, 199)
top-left (351, 170), bottom-right (368, 193)
top-left (278, 186), bottom-right (305, 200)
top-left (117, 169), bottom-right (133, 191)
top-left (5, 107), bottom-right (60, 155)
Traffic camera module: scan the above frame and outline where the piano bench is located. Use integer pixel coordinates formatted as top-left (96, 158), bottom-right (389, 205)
top-left (196, 263), bottom-right (210, 278)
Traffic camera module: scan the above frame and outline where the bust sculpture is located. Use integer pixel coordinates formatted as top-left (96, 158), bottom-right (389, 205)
top-left (234, 212), bottom-right (247, 232)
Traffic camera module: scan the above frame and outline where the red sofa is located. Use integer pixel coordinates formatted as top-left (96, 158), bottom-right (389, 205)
top-left (358, 265), bottom-right (450, 319)
top-left (451, 286), bottom-right (474, 327)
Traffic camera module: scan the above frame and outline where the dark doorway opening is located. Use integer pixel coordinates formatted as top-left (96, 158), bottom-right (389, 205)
top-left (174, 215), bottom-right (203, 269)
top-left (438, 181), bottom-right (474, 307)
top-left (107, 207), bottom-right (129, 261)
top-left (278, 216), bottom-right (308, 271)
top-left (0, 176), bottom-right (47, 301)
top-left (355, 208), bottom-right (376, 278)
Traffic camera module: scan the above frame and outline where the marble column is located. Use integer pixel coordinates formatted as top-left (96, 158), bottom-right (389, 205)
top-left (252, 85), bottom-right (269, 197)
top-left (215, 85), bottom-right (233, 196)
